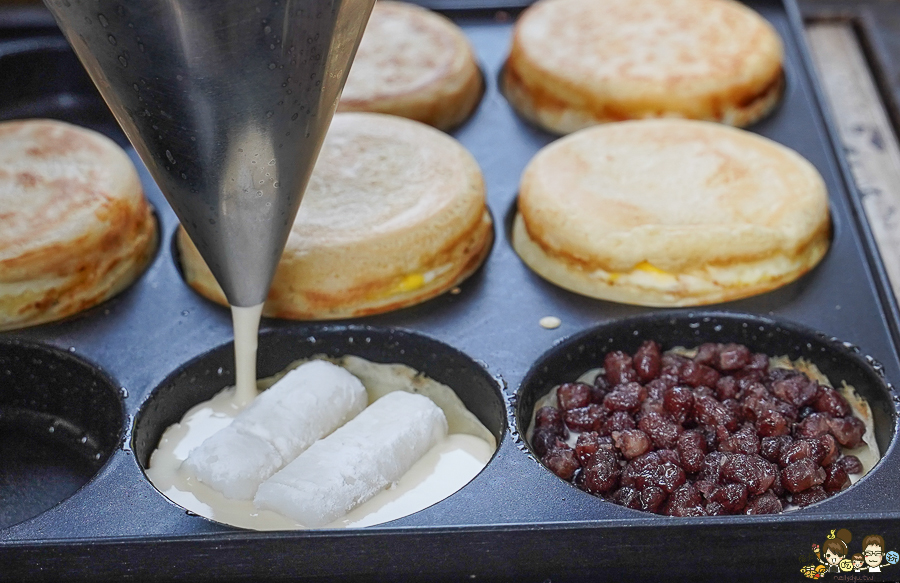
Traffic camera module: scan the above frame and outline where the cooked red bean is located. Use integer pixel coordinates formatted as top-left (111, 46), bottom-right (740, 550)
top-left (794, 412), bottom-right (832, 439)
top-left (603, 411), bottom-right (636, 435)
top-left (630, 459), bottom-right (685, 494)
top-left (593, 374), bottom-right (611, 392)
top-left (781, 459), bottom-right (826, 493)
top-left (697, 451), bottom-right (725, 484)
top-left (574, 431), bottom-right (609, 466)
top-left (656, 449), bottom-right (682, 466)
top-left (721, 454), bottom-right (776, 495)
top-left (747, 353), bottom-right (770, 371)
top-left (823, 463), bottom-right (851, 493)
top-left (755, 409), bottom-right (790, 437)
top-left (679, 361), bottom-right (720, 389)
top-left (532, 428), bottom-right (563, 458)
top-left (827, 416), bottom-right (866, 448)
top-left (715, 375), bottom-right (739, 401)
top-left (661, 353), bottom-right (689, 376)
top-left (640, 398), bottom-right (667, 417)
top-left (644, 378), bottom-right (669, 401)
top-left (779, 438), bottom-right (825, 468)
top-left (770, 371), bottom-right (818, 407)
top-left (620, 451), bottom-right (658, 488)
top-left (633, 340), bottom-right (662, 382)
top-left (836, 455), bottom-right (863, 475)
top-left (636, 486), bottom-right (667, 513)
top-left (792, 485), bottom-right (828, 507)
top-left (708, 482), bottom-right (749, 513)
top-left (693, 386), bottom-right (716, 399)
top-left (744, 491), bottom-right (783, 515)
top-left (534, 406), bottom-right (567, 435)
top-left (604, 351), bottom-right (637, 385)
top-left (663, 385), bottom-right (694, 424)
top-left (564, 404), bottom-right (605, 432)
top-left (697, 425), bottom-right (720, 451)
top-left (543, 445), bottom-right (579, 480)
top-left (706, 502), bottom-right (729, 515)
top-left (718, 426), bottom-right (761, 456)
top-left (581, 448), bottom-right (620, 494)
top-left (718, 343), bottom-right (751, 371)
top-left (611, 485), bottom-right (666, 513)
top-left (603, 381), bottom-right (647, 413)
top-left (676, 431), bottom-right (707, 474)
top-left (694, 395), bottom-right (738, 432)
top-left (760, 435), bottom-right (792, 463)
top-left (818, 434), bottom-right (840, 467)
top-left (609, 486), bottom-right (639, 509)
top-left (664, 483), bottom-right (706, 517)
top-left (612, 429), bottom-right (652, 460)
top-left (735, 370), bottom-right (766, 391)
top-left (693, 343), bottom-right (720, 367)
top-left (638, 411), bottom-right (682, 449)
top-left (557, 382), bottom-right (593, 411)
top-left (814, 388), bottom-right (851, 418)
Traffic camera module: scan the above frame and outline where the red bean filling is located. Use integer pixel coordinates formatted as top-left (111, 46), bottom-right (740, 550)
top-left (531, 341), bottom-right (867, 516)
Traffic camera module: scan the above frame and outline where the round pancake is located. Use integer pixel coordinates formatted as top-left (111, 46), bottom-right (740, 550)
top-left (0, 119), bottom-right (157, 331)
top-left (502, 0), bottom-right (785, 134)
top-left (512, 119), bottom-right (830, 306)
top-left (179, 112), bottom-right (492, 319)
top-left (338, 1), bottom-right (483, 131)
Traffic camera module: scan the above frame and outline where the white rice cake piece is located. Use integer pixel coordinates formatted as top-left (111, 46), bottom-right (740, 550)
top-left (179, 425), bottom-right (285, 500)
top-left (182, 360), bottom-right (367, 499)
top-left (254, 390), bottom-right (448, 526)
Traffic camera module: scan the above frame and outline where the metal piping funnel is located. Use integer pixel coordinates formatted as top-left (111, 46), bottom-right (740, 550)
top-left (44, 0), bottom-right (375, 307)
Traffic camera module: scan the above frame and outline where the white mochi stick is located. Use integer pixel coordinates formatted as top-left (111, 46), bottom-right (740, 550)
top-left (181, 360), bottom-right (367, 499)
top-left (254, 390), bottom-right (448, 527)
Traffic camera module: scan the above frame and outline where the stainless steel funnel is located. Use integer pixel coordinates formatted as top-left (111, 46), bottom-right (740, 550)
top-left (44, 0), bottom-right (375, 307)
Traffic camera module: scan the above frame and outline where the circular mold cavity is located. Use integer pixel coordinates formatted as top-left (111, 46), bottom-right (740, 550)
top-left (0, 338), bottom-right (124, 529)
top-left (516, 311), bottom-right (896, 516)
top-left (133, 326), bottom-right (506, 529)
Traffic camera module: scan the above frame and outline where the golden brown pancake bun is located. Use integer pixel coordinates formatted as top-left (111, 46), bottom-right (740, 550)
top-left (179, 112), bottom-right (492, 319)
top-left (0, 119), bottom-right (157, 331)
top-left (338, 1), bottom-right (483, 131)
top-left (512, 119), bottom-right (830, 306)
top-left (502, 0), bottom-right (785, 134)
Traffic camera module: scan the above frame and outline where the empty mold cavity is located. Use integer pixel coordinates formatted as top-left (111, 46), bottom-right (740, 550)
top-left (0, 339), bottom-right (123, 529)
top-left (516, 311), bottom-right (896, 514)
top-left (0, 38), bottom-right (122, 138)
top-left (133, 326), bottom-right (506, 529)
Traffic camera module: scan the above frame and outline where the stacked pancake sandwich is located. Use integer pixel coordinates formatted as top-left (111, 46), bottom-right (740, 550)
top-left (512, 119), bottom-right (830, 306)
top-left (502, 0), bottom-right (785, 134)
top-left (0, 119), bottom-right (157, 331)
top-left (338, 1), bottom-right (483, 131)
top-left (179, 112), bottom-right (493, 319)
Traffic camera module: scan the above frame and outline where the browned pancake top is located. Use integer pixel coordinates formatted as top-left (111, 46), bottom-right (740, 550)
top-left (518, 119), bottom-right (829, 273)
top-left (506, 0), bottom-right (784, 126)
top-left (341, 1), bottom-right (472, 104)
top-left (0, 119), bottom-right (148, 278)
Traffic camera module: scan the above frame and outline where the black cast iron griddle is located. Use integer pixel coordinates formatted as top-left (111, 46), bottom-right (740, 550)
top-left (1, 1), bottom-right (899, 581)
